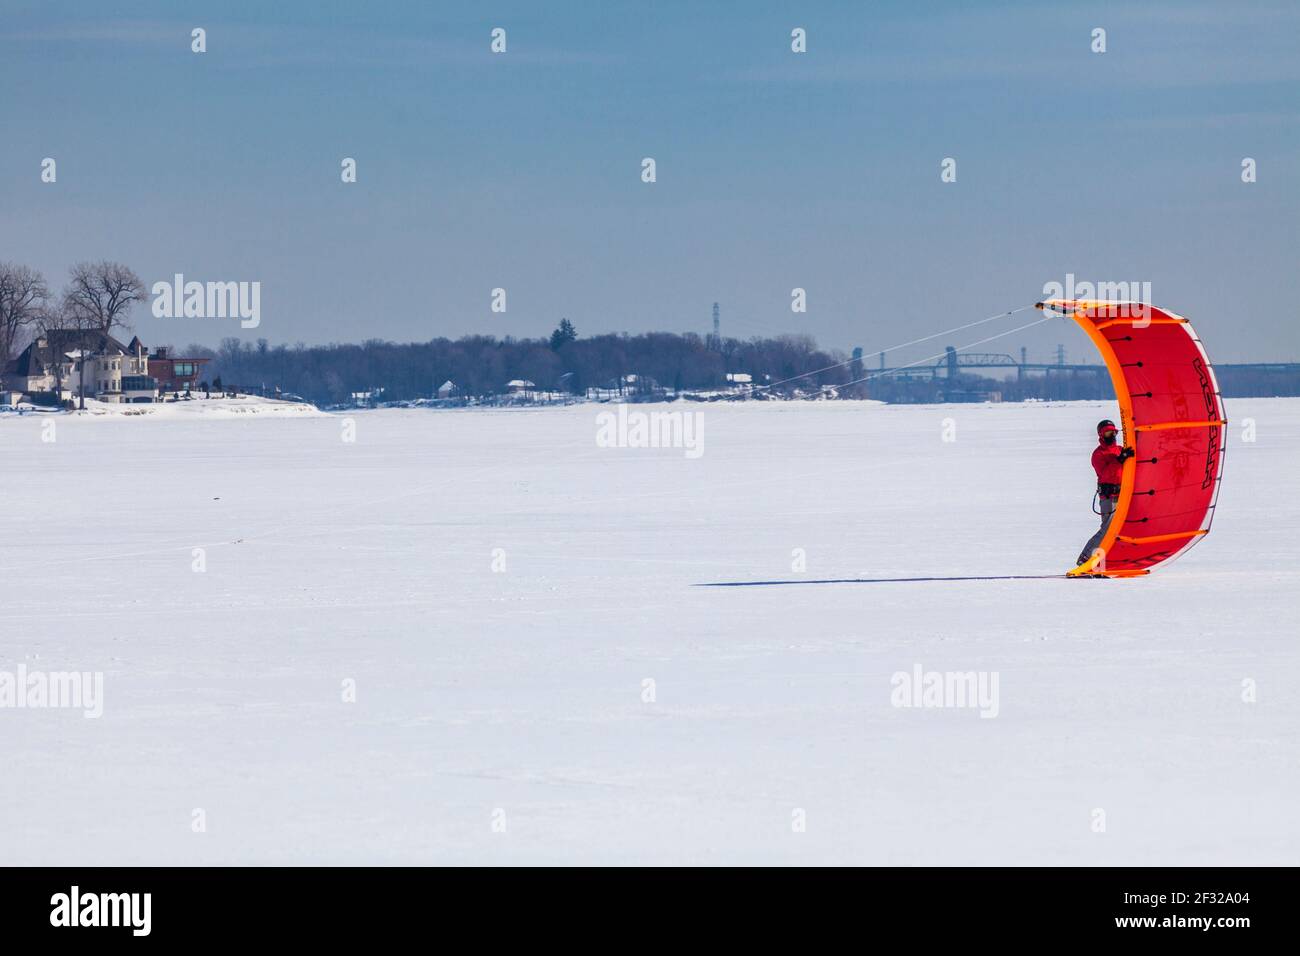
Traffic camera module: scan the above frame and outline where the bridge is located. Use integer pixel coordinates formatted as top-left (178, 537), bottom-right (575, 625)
top-left (873, 347), bottom-right (1105, 380)
top-left (868, 347), bottom-right (1300, 383)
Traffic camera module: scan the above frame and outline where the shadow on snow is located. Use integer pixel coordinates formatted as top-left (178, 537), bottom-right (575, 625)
top-left (695, 574), bottom-right (1071, 587)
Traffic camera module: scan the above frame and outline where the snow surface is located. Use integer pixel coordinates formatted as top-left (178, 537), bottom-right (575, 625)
top-left (0, 398), bottom-right (1295, 865)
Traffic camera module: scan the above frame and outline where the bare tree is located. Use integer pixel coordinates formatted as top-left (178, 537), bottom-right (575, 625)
top-left (60, 261), bottom-right (146, 336)
top-left (0, 263), bottom-right (50, 379)
top-left (58, 261), bottom-right (147, 410)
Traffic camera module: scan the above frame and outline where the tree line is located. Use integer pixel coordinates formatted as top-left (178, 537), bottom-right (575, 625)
top-left (199, 327), bottom-right (855, 404)
top-left (7, 260), bottom-right (1297, 405)
top-left (200, 328), bottom-right (1298, 406)
top-left (1, 261), bottom-right (853, 402)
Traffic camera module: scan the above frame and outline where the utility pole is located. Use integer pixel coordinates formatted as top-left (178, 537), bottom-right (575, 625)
top-left (70, 347), bottom-right (88, 411)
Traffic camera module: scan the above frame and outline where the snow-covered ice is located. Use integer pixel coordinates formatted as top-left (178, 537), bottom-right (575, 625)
top-left (0, 398), bottom-right (1295, 864)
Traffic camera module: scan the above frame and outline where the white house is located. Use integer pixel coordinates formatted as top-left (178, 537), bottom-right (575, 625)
top-left (4, 331), bottom-right (157, 404)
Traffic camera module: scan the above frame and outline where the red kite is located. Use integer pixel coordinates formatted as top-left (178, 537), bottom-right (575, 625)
top-left (1037, 300), bottom-right (1227, 578)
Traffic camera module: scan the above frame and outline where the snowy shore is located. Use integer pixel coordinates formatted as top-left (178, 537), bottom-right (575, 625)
top-left (0, 395), bottom-right (324, 420)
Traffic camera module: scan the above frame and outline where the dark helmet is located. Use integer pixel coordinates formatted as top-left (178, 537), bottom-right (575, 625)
top-left (1097, 419), bottom-right (1117, 435)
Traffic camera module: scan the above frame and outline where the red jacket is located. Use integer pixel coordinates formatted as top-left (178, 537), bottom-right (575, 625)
top-left (1092, 441), bottom-right (1124, 494)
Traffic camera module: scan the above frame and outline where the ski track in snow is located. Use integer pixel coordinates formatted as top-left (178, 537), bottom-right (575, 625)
top-left (0, 398), bottom-right (1295, 865)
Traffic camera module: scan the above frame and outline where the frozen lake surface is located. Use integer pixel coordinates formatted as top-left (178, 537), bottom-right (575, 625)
top-left (1, 397), bottom-right (1295, 864)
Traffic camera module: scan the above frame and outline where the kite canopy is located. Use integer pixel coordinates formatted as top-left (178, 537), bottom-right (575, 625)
top-left (1037, 300), bottom-right (1226, 577)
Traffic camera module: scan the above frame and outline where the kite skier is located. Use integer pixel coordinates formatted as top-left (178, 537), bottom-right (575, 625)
top-left (1077, 419), bottom-right (1135, 567)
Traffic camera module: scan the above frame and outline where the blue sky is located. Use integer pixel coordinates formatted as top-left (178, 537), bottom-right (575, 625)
top-left (3, 0), bottom-right (1297, 362)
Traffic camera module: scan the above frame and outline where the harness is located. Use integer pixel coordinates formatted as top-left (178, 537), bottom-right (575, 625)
top-left (1092, 483), bottom-right (1121, 515)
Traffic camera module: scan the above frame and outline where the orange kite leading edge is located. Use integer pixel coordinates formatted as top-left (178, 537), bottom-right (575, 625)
top-left (1036, 300), bottom-right (1227, 578)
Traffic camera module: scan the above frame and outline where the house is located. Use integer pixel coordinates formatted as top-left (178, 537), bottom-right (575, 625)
top-left (506, 379), bottom-right (536, 399)
top-left (148, 346), bottom-right (211, 393)
top-left (3, 331), bottom-right (215, 405)
top-left (5, 330), bottom-right (157, 404)
top-left (614, 373), bottom-right (662, 396)
top-left (725, 372), bottom-right (756, 397)
top-left (436, 380), bottom-right (458, 399)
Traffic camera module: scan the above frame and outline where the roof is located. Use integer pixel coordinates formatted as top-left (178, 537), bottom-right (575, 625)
top-left (506, 379), bottom-right (535, 388)
top-left (150, 354), bottom-right (210, 365)
top-left (10, 329), bottom-right (132, 377)
top-left (10, 347), bottom-right (40, 376)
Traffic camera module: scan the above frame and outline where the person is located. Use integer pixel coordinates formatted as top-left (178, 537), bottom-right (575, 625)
top-left (1077, 419), bottom-right (1135, 566)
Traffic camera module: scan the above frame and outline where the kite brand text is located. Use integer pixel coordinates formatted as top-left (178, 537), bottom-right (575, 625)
top-left (890, 664), bottom-right (999, 718)
top-left (595, 404), bottom-right (704, 459)
top-left (1042, 274), bottom-right (1153, 325)
top-left (151, 273), bottom-right (261, 328)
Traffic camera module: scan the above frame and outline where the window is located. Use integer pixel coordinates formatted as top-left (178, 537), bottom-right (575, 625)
top-left (174, 362), bottom-right (195, 377)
